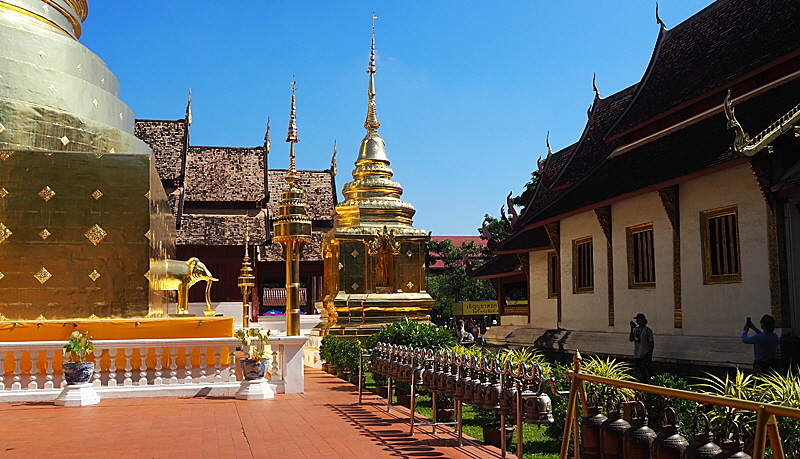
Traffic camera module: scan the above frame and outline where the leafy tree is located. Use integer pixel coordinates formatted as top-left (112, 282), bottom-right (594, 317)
top-left (513, 170), bottom-right (540, 208)
top-left (425, 238), bottom-right (496, 320)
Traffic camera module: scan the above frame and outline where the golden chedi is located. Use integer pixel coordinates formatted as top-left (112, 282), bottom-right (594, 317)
top-left (317, 17), bottom-right (433, 339)
top-left (0, 1), bottom-right (175, 320)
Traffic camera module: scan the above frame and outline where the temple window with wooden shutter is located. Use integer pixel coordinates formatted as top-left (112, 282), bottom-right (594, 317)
top-left (547, 251), bottom-right (559, 298)
top-left (572, 236), bottom-right (593, 293)
top-left (701, 205), bottom-right (741, 284)
top-left (627, 223), bottom-right (656, 289)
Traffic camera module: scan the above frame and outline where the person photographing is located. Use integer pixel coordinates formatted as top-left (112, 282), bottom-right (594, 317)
top-left (742, 314), bottom-right (779, 374)
top-left (629, 313), bottom-right (654, 383)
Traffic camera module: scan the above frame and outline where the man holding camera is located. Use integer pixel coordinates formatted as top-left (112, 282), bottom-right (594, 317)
top-left (629, 313), bottom-right (654, 383)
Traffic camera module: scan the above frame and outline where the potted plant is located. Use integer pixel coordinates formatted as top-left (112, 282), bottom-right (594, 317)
top-left (235, 328), bottom-right (270, 380)
top-left (62, 331), bottom-right (95, 385)
top-left (477, 406), bottom-right (515, 449)
top-left (319, 334), bottom-right (339, 374)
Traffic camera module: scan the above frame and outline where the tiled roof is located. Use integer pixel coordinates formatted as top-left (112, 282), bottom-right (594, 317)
top-left (531, 76), bottom-right (800, 225)
top-left (177, 213), bottom-right (267, 245)
top-left (469, 253), bottom-right (522, 279)
top-left (607, 0), bottom-right (800, 138)
top-left (134, 119), bottom-right (187, 181)
top-left (184, 146), bottom-right (266, 202)
top-left (267, 170), bottom-right (335, 220)
top-left (495, 226), bottom-right (551, 253)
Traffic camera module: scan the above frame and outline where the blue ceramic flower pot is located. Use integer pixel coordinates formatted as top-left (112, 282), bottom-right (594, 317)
top-left (240, 358), bottom-right (268, 380)
top-left (63, 362), bottom-right (94, 385)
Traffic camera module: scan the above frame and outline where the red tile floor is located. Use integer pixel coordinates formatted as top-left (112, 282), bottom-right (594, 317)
top-left (0, 369), bottom-right (516, 459)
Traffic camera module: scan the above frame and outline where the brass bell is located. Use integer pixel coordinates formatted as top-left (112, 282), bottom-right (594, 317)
top-left (445, 370), bottom-right (459, 397)
top-left (455, 371), bottom-right (471, 400)
top-left (523, 392), bottom-right (554, 424)
top-left (580, 393), bottom-right (607, 459)
top-left (717, 419), bottom-right (750, 459)
top-left (422, 366), bottom-right (435, 390)
top-left (599, 396), bottom-right (629, 459)
top-left (623, 400), bottom-right (657, 459)
top-left (653, 406), bottom-right (688, 459)
top-left (497, 385), bottom-right (517, 416)
top-left (684, 412), bottom-right (721, 459)
top-left (483, 380), bottom-right (502, 411)
top-left (476, 378), bottom-right (492, 408)
top-left (464, 374), bottom-right (480, 405)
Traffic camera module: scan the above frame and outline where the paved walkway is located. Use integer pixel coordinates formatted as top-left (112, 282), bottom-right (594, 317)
top-left (0, 369), bottom-right (512, 459)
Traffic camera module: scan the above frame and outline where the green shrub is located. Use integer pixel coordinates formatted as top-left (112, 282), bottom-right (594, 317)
top-left (640, 373), bottom-right (695, 434)
top-left (319, 334), bottom-right (339, 365)
top-left (338, 339), bottom-right (364, 372)
top-left (365, 319), bottom-right (456, 349)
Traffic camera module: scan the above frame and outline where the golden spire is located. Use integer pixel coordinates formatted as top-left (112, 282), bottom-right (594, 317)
top-left (286, 78), bottom-right (298, 186)
top-left (357, 12), bottom-right (388, 162)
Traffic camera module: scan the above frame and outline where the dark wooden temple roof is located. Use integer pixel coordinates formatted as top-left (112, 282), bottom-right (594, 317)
top-left (495, 226), bottom-right (551, 254)
top-left (178, 213), bottom-right (267, 246)
top-left (184, 146), bottom-right (266, 202)
top-left (606, 0), bottom-right (800, 139)
top-left (470, 253), bottom-right (523, 280)
top-left (531, 76), bottom-right (800, 225)
top-left (134, 119), bottom-right (187, 181)
top-left (267, 169), bottom-right (336, 221)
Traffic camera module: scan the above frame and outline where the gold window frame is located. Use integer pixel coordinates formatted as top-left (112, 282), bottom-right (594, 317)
top-left (572, 236), bottom-right (594, 294)
top-left (700, 205), bottom-right (742, 284)
top-left (626, 223), bottom-right (656, 289)
top-left (547, 251), bottom-right (559, 299)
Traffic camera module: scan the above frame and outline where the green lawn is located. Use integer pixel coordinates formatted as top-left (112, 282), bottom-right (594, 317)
top-left (355, 373), bottom-right (560, 459)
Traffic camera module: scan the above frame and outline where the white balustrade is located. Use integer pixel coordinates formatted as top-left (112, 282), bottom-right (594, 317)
top-left (0, 336), bottom-right (308, 402)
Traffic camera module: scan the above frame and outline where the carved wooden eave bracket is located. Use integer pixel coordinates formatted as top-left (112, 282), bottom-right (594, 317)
top-left (725, 90), bottom-right (800, 157)
top-left (543, 221), bottom-right (560, 256)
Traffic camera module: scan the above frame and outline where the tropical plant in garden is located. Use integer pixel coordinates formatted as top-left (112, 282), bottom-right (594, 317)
top-left (319, 334), bottom-right (339, 367)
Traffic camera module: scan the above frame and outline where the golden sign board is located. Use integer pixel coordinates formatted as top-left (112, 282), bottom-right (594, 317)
top-left (452, 300), bottom-right (528, 316)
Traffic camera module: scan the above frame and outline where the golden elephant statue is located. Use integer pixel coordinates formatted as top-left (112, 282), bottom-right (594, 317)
top-left (150, 257), bottom-right (218, 316)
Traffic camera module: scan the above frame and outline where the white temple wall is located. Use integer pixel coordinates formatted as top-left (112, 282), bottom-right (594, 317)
top-left (560, 210), bottom-right (609, 331)
top-left (529, 249), bottom-right (558, 329)
top-left (679, 163), bottom-right (771, 337)
top-left (611, 192), bottom-right (676, 335)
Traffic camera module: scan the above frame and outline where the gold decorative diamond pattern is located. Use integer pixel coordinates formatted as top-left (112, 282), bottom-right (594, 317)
top-left (407, 281), bottom-right (414, 289)
top-left (351, 283), bottom-right (359, 291)
top-left (38, 49), bottom-right (46, 58)
top-left (0, 272), bottom-right (4, 281)
top-left (85, 224), bottom-right (107, 245)
top-left (0, 223), bottom-right (11, 243)
top-left (0, 123), bottom-right (5, 134)
top-left (0, 151), bottom-right (11, 161)
top-left (144, 191), bottom-right (150, 200)
top-left (351, 250), bottom-right (359, 258)
top-left (338, 262), bottom-right (343, 270)
top-left (39, 186), bottom-right (55, 202)
top-left (92, 189), bottom-right (103, 200)
top-left (143, 270), bottom-right (150, 281)
top-left (88, 270), bottom-right (101, 281)
top-left (95, 152), bottom-right (104, 159)
top-left (144, 230), bottom-right (151, 240)
top-left (44, 151), bottom-right (52, 157)
top-left (0, 188), bottom-right (7, 198)
top-left (59, 135), bottom-right (69, 146)
top-left (39, 228), bottom-right (51, 240)
top-left (34, 267), bottom-right (52, 284)
top-left (109, 148), bottom-right (115, 154)
top-left (48, 84), bottom-right (57, 94)
top-left (35, 314), bottom-right (46, 320)
top-left (406, 250), bottom-right (413, 258)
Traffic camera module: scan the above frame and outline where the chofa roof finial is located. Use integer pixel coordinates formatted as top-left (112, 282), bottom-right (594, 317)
top-left (656, 2), bottom-right (667, 29)
top-left (286, 78), bottom-right (299, 185)
top-left (592, 73), bottom-right (601, 99)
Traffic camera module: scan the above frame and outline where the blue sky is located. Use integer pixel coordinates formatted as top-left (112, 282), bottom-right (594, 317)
top-left (81, 1), bottom-right (711, 236)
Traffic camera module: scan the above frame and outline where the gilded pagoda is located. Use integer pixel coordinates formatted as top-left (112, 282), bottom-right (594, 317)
top-left (317, 17), bottom-right (433, 338)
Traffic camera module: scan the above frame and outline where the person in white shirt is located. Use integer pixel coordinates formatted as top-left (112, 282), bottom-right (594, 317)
top-left (629, 313), bottom-right (654, 383)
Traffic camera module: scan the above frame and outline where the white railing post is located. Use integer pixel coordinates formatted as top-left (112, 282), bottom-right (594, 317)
top-left (154, 347), bottom-right (163, 386)
top-left (199, 346), bottom-right (208, 384)
top-left (138, 347), bottom-right (148, 386)
top-left (0, 350), bottom-right (6, 391)
top-left (92, 349), bottom-right (102, 388)
top-left (28, 350), bottom-right (39, 390)
top-left (12, 350), bottom-right (22, 391)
